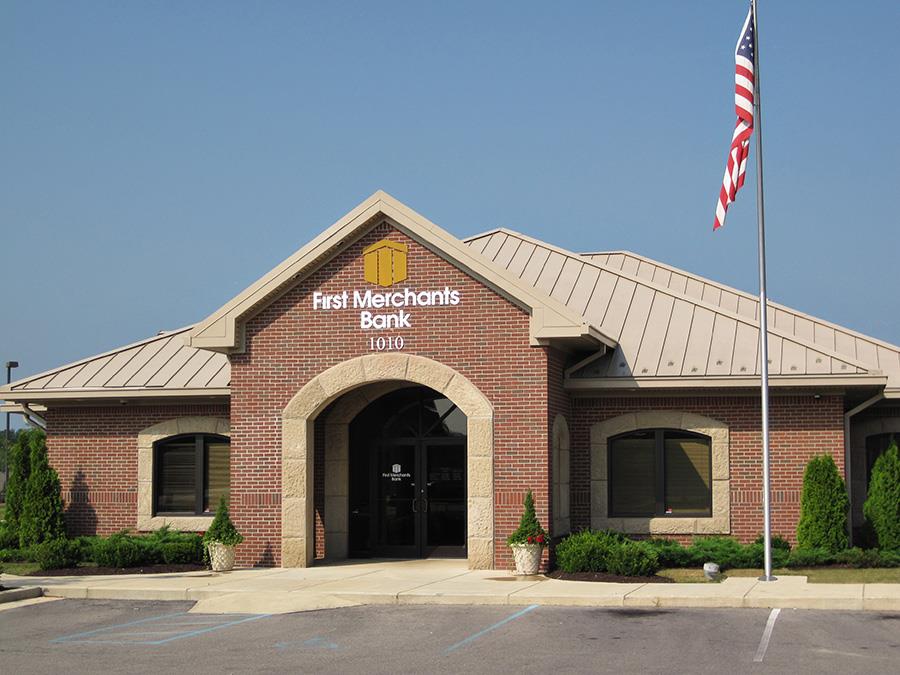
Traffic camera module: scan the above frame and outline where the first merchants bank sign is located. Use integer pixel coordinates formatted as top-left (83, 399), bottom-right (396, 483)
top-left (311, 239), bottom-right (461, 351)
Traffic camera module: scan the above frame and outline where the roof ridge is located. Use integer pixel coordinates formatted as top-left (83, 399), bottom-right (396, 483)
top-left (582, 249), bottom-right (900, 356)
top-left (0, 326), bottom-right (195, 393)
top-left (487, 229), bottom-right (874, 373)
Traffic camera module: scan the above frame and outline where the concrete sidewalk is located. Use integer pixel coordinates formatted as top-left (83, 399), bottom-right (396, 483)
top-left (4, 559), bottom-right (899, 614)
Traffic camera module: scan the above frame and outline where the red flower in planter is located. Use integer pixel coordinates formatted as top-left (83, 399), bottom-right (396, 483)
top-left (536, 534), bottom-right (545, 544)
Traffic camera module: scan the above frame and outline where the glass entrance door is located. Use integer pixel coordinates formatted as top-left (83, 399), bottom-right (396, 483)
top-left (424, 441), bottom-right (466, 557)
top-left (373, 440), bottom-right (466, 558)
top-left (351, 386), bottom-right (468, 559)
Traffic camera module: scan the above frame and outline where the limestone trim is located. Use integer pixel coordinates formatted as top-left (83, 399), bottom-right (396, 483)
top-left (136, 417), bottom-right (231, 532)
top-left (551, 414), bottom-right (571, 536)
top-left (590, 412), bottom-right (730, 536)
top-left (282, 353), bottom-right (494, 569)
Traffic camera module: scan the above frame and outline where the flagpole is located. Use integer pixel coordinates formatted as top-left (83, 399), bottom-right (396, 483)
top-left (751, 0), bottom-right (775, 582)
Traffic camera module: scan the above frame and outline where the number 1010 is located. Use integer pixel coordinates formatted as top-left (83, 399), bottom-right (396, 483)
top-left (368, 336), bottom-right (405, 351)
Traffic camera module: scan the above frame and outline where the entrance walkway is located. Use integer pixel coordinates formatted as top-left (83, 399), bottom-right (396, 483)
top-left (4, 559), bottom-right (899, 614)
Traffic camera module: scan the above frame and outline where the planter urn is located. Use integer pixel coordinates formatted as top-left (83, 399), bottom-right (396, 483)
top-left (207, 542), bottom-right (236, 572)
top-left (510, 543), bottom-right (543, 575)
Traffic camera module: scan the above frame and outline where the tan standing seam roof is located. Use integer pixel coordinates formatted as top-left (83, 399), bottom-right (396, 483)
top-left (464, 228), bottom-right (899, 386)
top-left (580, 249), bottom-right (900, 384)
top-left (0, 327), bottom-right (231, 399)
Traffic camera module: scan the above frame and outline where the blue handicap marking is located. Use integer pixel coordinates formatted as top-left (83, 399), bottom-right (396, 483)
top-left (275, 636), bottom-right (341, 651)
top-left (52, 612), bottom-right (271, 646)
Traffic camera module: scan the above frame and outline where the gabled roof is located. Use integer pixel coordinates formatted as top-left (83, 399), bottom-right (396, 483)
top-left (464, 228), bottom-right (897, 391)
top-left (186, 191), bottom-right (615, 352)
top-left (0, 327), bottom-right (230, 403)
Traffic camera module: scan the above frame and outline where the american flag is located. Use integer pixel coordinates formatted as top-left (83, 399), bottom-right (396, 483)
top-left (714, 5), bottom-right (756, 231)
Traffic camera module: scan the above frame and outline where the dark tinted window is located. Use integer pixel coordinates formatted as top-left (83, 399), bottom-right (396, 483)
top-left (155, 434), bottom-right (230, 515)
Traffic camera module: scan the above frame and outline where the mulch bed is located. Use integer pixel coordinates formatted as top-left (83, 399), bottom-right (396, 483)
top-left (547, 570), bottom-right (674, 584)
top-left (24, 564), bottom-right (207, 577)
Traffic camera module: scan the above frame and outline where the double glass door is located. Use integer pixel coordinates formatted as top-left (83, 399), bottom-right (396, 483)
top-left (375, 439), bottom-right (466, 558)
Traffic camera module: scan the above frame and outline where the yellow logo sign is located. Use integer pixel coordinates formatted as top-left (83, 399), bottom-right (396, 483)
top-left (363, 239), bottom-right (408, 287)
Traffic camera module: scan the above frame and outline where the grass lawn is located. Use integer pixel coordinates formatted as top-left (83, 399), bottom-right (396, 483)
top-left (725, 567), bottom-right (900, 584)
top-left (2, 561), bottom-right (40, 576)
top-left (660, 567), bottom-right (900, 584)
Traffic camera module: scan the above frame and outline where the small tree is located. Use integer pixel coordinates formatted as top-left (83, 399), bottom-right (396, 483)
top-left (863, 442), bottom-right (900, 550)
top-left (19, 431), bottom-right (66, 548)
top-left (506, 490), bottom-right (547, 546)
top-left (202, 496), bottom-right (244, 547)
top-left (4, 429), bottom-right (37, 541)
top-left (796, 454), bottom-right (849, 553)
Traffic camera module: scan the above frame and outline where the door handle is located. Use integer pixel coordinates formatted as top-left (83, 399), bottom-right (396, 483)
top-left (422, 497), bottom-right (429, 513)
top-left (412, 499), bottom-right (418, 513)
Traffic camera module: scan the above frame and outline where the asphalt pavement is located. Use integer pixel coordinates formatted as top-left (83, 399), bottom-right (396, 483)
top-left (1, 599), bottom-right (899, 674)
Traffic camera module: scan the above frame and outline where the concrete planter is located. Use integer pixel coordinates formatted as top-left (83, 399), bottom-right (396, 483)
top-left (207, 542), bottom-right (236, 572)
top-left (510, 543), bottom-right (543, 575)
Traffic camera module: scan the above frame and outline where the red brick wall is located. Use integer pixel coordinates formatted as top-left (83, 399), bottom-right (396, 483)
top-left (231, 220), bottom-right (552, 568)
top-left (44, 404), bottom-right (229, 536)
top-left (569, 394), bottom-right (845, 544)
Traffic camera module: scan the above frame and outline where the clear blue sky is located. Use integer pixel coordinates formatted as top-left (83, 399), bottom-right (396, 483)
top-left (2, 1), bottom-right (899, 397)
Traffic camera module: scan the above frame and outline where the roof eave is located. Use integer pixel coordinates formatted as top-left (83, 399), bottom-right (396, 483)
top-left (0, 388), bottom-right (231, 403)
top-left (564, 374), bottom-right (889, 391)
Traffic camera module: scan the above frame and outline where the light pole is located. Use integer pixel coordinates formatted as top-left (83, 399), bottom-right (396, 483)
top-left (5, 360), bottom-right (18, 494)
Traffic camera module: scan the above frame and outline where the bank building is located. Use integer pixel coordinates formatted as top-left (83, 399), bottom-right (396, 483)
top-left (3, 192), bottom-right (898, 570)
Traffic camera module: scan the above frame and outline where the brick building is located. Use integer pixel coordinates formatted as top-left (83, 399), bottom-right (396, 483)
top-left (2, 192), bottom-right (898, 570)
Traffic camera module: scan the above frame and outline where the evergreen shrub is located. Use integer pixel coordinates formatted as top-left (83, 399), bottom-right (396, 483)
top-left (34, 539), bottom-right (82, 570)
top-left (863, 442), bottom-right (900, 550)
top-left (554, 530), bottom-right (660, 576)
top-left (796, 455), bottom-right (849, 553)
top-left (19, 431), bottom-right (66, 548)
top-left (506, 491), bottom-right (547, 546)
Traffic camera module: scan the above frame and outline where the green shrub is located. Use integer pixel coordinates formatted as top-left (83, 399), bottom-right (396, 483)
top-left (643, 538), bottom-right (694, 568)
top-left (203, 497), bottom-right (244, 548)
top-left (736, 543), bottom-right (790, 569)
top-left (554, 530), bottom-right (660, 576)
top-left (33, 539), bottom-right (82, 570)
top-left (796, 455), bottom-right (849, 553)
top-left (160, 540), bottom-right (203, 565)
top-left (605, 542), bottom-right (659, 577)
top-left (19, 433), bottom-right (66, 548)
top-left (753, 534), bottom-right (792, 553)
top-left (0, 547), bottom-right (32, 563)
top-left (863, 442), bottom-right (900, 550)
top-left (878, 550), bottom-right (900, 568)
top-left (506, 491), bottom-right (547, 546)
top-left (92, 534), bottom-right (147, 568)
top-left (689, 537), bottom-right (747, 570)
top-left (4, 429), bottom-right (37, 541)
top-left (834, 547), bottom-right (885, 568)
top-left (0, 524), bottom-right (19, 550)
top-left (786, 547), bottom-right (834, 568)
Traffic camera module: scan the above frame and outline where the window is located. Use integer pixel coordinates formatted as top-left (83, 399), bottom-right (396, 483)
top-left (609, 429), bottom-right (711, 517)
top-left (154, 434), bottom-right (230, 516)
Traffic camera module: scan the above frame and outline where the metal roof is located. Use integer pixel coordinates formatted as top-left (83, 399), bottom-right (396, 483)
top-left (0, 327), bottom-right (230, 402)
top-left (464, 228), bottom-right (899, 390)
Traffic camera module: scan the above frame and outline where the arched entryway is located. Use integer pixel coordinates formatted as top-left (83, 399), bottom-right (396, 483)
top-left (281, 353), bottom-right (494, 569)
top-left (349, 386), bottom-right (467, 558)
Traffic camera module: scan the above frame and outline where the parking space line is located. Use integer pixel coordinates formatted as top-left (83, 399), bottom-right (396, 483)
top-left (51, 612), bottom-right (187, 643)
top-left (51, 612), bottom-right (271, 646)
top-left (753, 608), bottom-right (781, 663)
top-left (444, 604), bottom-right (539, 653)
top-left (150, 613), bottom-right (272, 644)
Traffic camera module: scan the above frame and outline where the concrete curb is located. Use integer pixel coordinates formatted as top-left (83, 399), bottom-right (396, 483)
top-left (0, 586), bottom-right (44, 603)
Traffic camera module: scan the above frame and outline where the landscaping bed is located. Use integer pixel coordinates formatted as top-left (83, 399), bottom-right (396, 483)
top-left (18, 563), bottom-right (207, 577)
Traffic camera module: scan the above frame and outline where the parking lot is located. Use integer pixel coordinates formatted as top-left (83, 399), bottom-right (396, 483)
top-left (1, 599), bottom-right (899, 673)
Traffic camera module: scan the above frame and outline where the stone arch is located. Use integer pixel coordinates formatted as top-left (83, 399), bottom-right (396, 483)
top-left (590, 411), bottom-right (730, 536)
top-left (281, 353), bottom-right (494, 568)
top-left (136, 416), bottom-right (230, 531)
top-left (551, 414), bottom-right (570, 536)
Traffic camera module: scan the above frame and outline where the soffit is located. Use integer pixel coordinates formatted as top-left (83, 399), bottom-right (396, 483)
top-left (465, 228), bottom-right (897, 387)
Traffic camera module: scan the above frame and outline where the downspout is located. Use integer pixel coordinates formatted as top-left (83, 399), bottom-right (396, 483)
top-left (20, 403), bottom-right (47, 430)
top-left (843, 393), bottom-right (884, 545)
